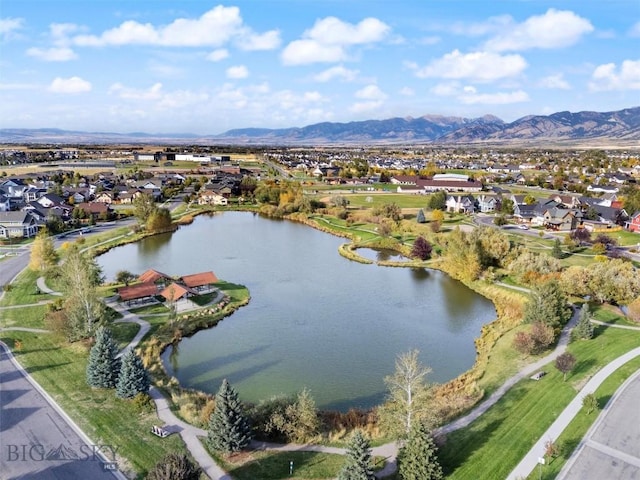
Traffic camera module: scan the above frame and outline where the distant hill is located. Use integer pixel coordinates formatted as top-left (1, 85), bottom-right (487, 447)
top-left (1, 107), bottom-right (638, 145)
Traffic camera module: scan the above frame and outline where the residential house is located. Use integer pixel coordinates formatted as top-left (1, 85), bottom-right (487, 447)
top-left (477, 195), bottom-right (498, 213)
top-left (198, 190), bottom-right (228, 206)
top-left (531, 199), bottom-right (560, 227)
top-left (0, 194), bottom-right (10, 212)
top-left (543, 207), bottom-right (578, 231)
top-left (94, 192), bottom-right (115, 204)
top-left (74, 202), bottom-right (112, 220)
top-left (22, 185), bottom-right (47, 203)
top-left (548, 194), bottom-right (581, 209)
top-left (625, 212), bottom-right (640, 233)
top-left (513, 203), bottom-right (536, 224)
top-left (0, 211), bottom-right (38, 239)
top-left (0, 179), bottom-right (28, 207)
top-left (446, 195), bottom-right (476, 214)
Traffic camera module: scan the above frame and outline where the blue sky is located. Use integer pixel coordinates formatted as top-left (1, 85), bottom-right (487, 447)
top-left (1, 0), bottom-right (639, 134)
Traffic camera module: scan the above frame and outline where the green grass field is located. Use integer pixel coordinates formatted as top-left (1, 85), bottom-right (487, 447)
top-left (439, 322), bottom-right (640, 480)
top-left (342, 193), bottom-right (429, 209)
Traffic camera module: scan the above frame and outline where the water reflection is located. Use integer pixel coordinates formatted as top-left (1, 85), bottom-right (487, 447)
top-left (99, 212), bottom-right (496, 410)
top-left (357, 247), bottom-right (409, 262)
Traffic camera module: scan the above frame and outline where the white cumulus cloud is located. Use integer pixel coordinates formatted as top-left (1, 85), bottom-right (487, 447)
top-left (207, 49), bottom-right (229, 62)
top-left (539, 74), bottom-right (571, 90)
top-left (48, 76), bottom-right (92, 93)
top-left (484, 9), bottom-right (593, 51)
top-left (589, 60), bottom-right (640, 91)
top-left (0, 17), bottom-right (24, 40)
top-left (313, 65), bottom-right (359, 82)
top-left (629, 21), bottom-right (640, 37)
top-left (355, 84), bottom-right (387, 100)
top-left (27, 47), bottom-right (77, 62)
top-left (73, 5), bottom-right (278, 50)
top-left (226, 65), bottom-right (249, 79)
top-left (416, 50), bottom-right (527, 81)
top-left (109, 82), bottom-right (163, 100)
top-left (281, 16), bottom-right (390, 65)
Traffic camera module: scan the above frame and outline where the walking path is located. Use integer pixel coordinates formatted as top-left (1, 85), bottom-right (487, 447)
top-left (506, 344), bottom-right (640, 480)
top-left (7, 275), bottom-right (639, 479)
top-left (436, 304), bottom-right (578, 436)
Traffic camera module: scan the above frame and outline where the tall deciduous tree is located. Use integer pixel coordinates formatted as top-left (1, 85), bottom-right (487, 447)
top-left (411, 237), bottom-right (432, 260)
top-left (58, 246), bottom-right (105, 340)
top-left (555, 352), bottom-right (577, 381)
top-left (268, 388), bottom-right (320, 443)
top-left (86, 326), bottom-right (121, 389)
top-left (146, 207), bottom-right (172, 232)
top-left (397, 421), bottom-right (443, 480)
top-left (380, 350), bottom-right (435, 438)
top-left (427, 192), bottom-right (446, 211)
top-left (115, 349), bottom-right (150, 399)
top-left (132, 193), bottom-right (157, 226)
top-left (29, 229), bottom-right (58, 272)
top-left (337, 430), bottom-right (374, 480)
top-left (207, 379), bottom-right (252, 453)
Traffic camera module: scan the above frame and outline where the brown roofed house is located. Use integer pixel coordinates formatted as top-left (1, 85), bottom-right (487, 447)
top-left (181, 271), bottom-right (218, 287)
top-left (138, 269), bottom-right (172, 285)
top-left (161, 283), bottom-right (196, 302)
top-left (118, 282), bottom-right (159, 303)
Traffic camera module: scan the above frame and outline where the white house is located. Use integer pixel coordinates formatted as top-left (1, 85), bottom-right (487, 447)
top-left (446, 195), bottom-right (475, 214)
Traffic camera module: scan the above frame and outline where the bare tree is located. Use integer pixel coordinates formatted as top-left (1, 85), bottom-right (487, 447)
top-left (380, 350), bottom-right (435, 438)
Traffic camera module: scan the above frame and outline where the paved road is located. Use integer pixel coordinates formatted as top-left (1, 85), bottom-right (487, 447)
top-left (506, 345), bottom-right (640, 480)
top-left (558, 369), bottom-right (640, 480)
top-left (0, 343), bottom-right (124, 480)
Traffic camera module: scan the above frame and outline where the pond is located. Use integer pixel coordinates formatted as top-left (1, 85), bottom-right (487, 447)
top-left (356, 247), bottom-right (410, 262)
top-left (98, 212), bottom-right (496, 411)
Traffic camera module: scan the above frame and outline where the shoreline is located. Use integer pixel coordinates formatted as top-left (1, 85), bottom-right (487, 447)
top-left (140, 207), bottom-right (521, 424)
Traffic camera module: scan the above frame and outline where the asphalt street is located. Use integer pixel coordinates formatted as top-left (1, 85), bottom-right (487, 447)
top-left (0, 343), bottom-right (120, 479)
top-left (558, 370), bottom-right (640, 480)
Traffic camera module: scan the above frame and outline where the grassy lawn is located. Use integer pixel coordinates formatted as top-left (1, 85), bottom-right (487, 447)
top-left (210, 447), bottom-right (386, 480)
top-left (0, 269), bottom-right (56, 307)
top-left (527, 355), bottom-right (640, 479)
top-left (110, 321), bottom-right (141, 349)
top-left (0, 332), bottom-right (186, 478)
top-left (343, 193), bottom-right (429, 209)
top-left (439, 323), bottom-right (640, 480)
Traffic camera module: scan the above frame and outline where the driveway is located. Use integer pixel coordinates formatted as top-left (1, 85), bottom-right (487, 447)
top-left (0, 343), bottom-right (122, 480)
top-left (558, 369), bottom-right (640, 480)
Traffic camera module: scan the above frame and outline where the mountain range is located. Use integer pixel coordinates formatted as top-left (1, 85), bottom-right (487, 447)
top-left (1, 107), bottom-right (638, 146)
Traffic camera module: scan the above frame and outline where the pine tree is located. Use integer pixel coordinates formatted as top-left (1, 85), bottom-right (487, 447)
top-left (551, 238), bottom-right (563, 259)
top-left (86, 326), bottom-right (121, 389)
top-left (416, 209), bottom-right (426, 224)
top-left (338, 430), bottom-right (374, 480)
top-left (398, 422), bottom-right (443, 480)
top-left (574, 303), bottom-right (595, 340)
top-left (207, 379), bottom-right (252, 453)
top-left (115, 349), bottom-right (150, 399)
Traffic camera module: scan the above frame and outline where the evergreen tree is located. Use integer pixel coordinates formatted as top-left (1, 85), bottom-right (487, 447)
top-left (551, 238), bottom-right (563, 259)
top-left (523, 280), bottom-right (570, 331)
top-left (86, 326), bottom-right (121, 389)
top-left (207, 379), bottom-right (252, 453)
top-left (115, 349), bottom-right (150, 399)
top-left (397, 422), bottom-right (443, 480)
top-left (574, 304), bottom-right (595, 340)
top-left (416, 209), bottom-right (426, 224)
top-left (338, 430), bottom-right (374, 480)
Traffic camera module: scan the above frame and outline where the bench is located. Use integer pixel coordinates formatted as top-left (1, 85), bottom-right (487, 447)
top-left (530, 371), bottom-right (546, 381)
top-left (151, 425), bottom-right (170, 438)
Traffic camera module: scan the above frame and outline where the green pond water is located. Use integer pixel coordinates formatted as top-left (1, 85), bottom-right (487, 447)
top-left (98, 212), bottom-right (496, 411)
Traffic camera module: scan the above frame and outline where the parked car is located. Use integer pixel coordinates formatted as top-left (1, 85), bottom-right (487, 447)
top-left (518, 224), bottom-right (529, 230)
